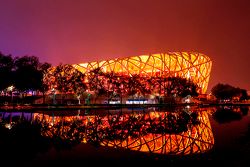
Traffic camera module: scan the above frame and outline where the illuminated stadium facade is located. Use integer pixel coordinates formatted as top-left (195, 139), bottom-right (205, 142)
top-left (73, 52), bottom-right (212, 93)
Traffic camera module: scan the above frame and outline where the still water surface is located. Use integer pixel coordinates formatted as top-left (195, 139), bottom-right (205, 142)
top-left (0, 106), bottom-right (249, 167)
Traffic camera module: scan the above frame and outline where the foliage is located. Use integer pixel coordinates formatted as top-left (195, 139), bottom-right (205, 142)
top-left (86, 68), bottom-right (198, 100)
top-left (14, 56), bottom-right (44, 92)
top-left (87, 67), bottom-right (107, 96)
top-left (0, 52), bottom-right (51, 98)
top-left (165, 77), bottom-right (199, 98)
top-left (212, 107), bottom-right (248, 123)
top-left (39, 62), bottom-right (52, 101)
top-left (211, 83), bottom-right (248, 100)
top-left (43, 64), bottom-right (87, 99)
top-left (0, 52), bottom-right (14, 91)
top-left (240, 89), bottom-right (248, 100)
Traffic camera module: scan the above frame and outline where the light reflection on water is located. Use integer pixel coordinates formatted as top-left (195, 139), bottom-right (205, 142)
top-left (1, 106), bottom-right (250, 167)
top-left (0, 107), bottom-right (216, 156)
top-left (0, 106), bottom-right (250, 160)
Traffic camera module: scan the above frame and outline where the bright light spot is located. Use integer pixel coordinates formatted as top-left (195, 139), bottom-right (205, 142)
top-left (7, 85), bottom-right (14, 91)
top-left (5, 124), bottom-right (12, 129)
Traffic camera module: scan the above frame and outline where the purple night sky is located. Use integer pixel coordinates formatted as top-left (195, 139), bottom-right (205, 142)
top-left (0, 0), bottom-right (249, 92)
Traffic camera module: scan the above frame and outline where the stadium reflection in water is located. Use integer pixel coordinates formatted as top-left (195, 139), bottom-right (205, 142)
top-left (32, 107), bottom-right (214, 156)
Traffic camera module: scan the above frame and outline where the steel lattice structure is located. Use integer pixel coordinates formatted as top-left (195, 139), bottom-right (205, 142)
top-left (100, 111), bottom-right (214, 155)
top-left (73, 52), bottom-right (212, 93)
top-left (36, 109), bottom-right (214, 156)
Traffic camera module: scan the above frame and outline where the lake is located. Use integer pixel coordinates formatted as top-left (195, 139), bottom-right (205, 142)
top-left (0, 106), bottom-right (249, 167)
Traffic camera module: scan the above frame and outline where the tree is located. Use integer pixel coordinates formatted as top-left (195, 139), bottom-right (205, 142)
top-left (211, 83), bottom-right (248, 101)
top-left (69, 67), bottom-right (87, 104)
top-left (103, 71), bottom-right (119, 102)
top-left (0, 52), bottom-right (14, 93)
top-left (103, 73), bottom-right (131, 103)
top-left (0, 53), bottom-right (51, 103)
top-left (14, 56), bottom-right (45, 94)
top-left (43, 64), bottom-right (86, 104)
top-left (39, 63), bottom-right (52, 104)
top-left (87, 67), bottom-right (107, 102)
top-left (165, 77), bottom-right (198, 98)
top-left (240, 89), bottom-right (248, 100)
top-left (53, 64), bottom-right (73, 103)
top-left (125, 74), bottom-right (146, 98)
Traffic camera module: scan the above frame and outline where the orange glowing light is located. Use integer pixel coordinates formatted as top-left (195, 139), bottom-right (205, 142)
top-left (35, 108), bottom-right (214, 156)
top-left (73, 52), bottom-right (212, 93)
top-left (100, 111), bottom-right (214, 155)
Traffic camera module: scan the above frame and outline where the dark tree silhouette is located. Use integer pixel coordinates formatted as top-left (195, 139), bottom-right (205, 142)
top-left (0, 52), bottom-right (14, 93)
top-left (212, 107), bottom-right (247, 124)
top-left (165, 77), bottom-right (198, 98)
top-left (211, 83), bottom-right (248, 101)
top-left (13, 56), bottom-right (51, 101)
top-left (40, 62), bottom-right (52, 103)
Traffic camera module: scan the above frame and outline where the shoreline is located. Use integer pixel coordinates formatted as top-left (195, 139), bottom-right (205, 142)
top-left (0, 103), bottom-right (249, 111)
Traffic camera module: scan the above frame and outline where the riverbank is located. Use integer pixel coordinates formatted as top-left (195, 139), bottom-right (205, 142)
top-left (0, 102), bottom-right (249, 111)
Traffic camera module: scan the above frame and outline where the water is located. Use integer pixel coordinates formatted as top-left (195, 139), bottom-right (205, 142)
top-left (0, 106), bottom-right (249, 167)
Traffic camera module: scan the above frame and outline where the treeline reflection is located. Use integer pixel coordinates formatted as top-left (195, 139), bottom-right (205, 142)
top-left (0, 107), bottom-right (215, 156)
top-left (212, 106), bottom-right (249, 124)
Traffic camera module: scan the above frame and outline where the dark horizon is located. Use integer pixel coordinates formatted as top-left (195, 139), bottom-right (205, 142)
top-left (0, 0), bottom-right (250, 92)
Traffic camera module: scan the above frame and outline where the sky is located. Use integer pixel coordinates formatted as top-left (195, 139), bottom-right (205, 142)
top-left (0, 0), bottom-right (249, 92)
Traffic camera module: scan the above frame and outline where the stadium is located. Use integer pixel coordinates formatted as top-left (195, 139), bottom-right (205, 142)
top-left (73, 52), bottom-right (212, 94)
